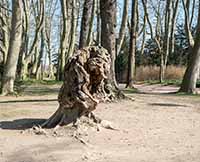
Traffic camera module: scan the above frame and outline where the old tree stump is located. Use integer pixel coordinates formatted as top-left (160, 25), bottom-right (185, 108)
top-left (42, 46), bottom-right (126, 128)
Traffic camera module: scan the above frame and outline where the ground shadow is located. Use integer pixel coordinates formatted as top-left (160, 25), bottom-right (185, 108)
top-left (0, 99), bottom-right (57, 104)
top-left (150, 103), bottom-right (188, 107)
top-left (0, 118), bottom-right (46, 130)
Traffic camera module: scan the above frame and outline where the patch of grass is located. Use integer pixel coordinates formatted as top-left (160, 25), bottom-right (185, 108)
top-left (15, 79), bottom-right (62, 86)
top-left (173, 92), bottom-right (200, 98)
top-left (123, 87), bottom-right (138, 94)
top-left (162, 79), bottom-right (182, 86)
top-left (145, 79), bottom-right (200, 88)
top-left (13, 79), bottom-right (62, 96)
top-left (144, 80), bottom-right (160, 85)
top-left (144, 79), bottom-right (182, 86)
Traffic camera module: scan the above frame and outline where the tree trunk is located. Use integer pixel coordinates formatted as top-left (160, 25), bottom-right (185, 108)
top-left (179, 40), bottom-right (200, 94)
top-left (86, 0), bottom-right (96, 46)
top-left (36, 30), bottom-right (45, 80)
top-left (140, 14), bottom-right (147, 65)
top-left (31, 40), bottom-right (40, 76)
top-left (163, 0), bottom-right (172, 80)
top-left (100, 0), bottom-right (118, 88)
top-left (20, 0), bottom-right (45, 80)
top-left (96, 0), bottom-right (101, 45)
top-left (42, 46), bottom-right (121, 128)
top-left (1, 0), bottom-right (22, 95)
top-left (160, 52), bottom-right (165, 83)
top-left (170, 0), bottom-right (179, 55)
top-left (126, 0), bottom-right (137, 88)
top-left (116, 0), bottom-right (129, 56)
top-left (0, 0), bottom-right (9, 65)
top-left (57, 0), bottom-right (72, 80)
top-left (67, 0), bottom-right (78, 60)
top-left (182, 0), bottom-right (194, 47)
top-left (179, 5), bottom-right (200, 94)
top-left (79, 0), bottom-right (94, 49)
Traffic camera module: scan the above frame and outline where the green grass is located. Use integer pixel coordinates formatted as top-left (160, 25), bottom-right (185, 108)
top-left (144, 79), bottom-right (182, 86)
top-left (173, 92), bottom-right (200, 98)
top-left (123, 87), bottom-right (138, 94)
top-left (13, 79), bottom-right (62, 96)
top-left (15, 79), bottom-right (63, 86)
top-left (144, 79), bottom-right (200, 88)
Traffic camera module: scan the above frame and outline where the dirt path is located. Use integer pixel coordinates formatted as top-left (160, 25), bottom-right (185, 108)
top-left (0, 84), bottom-right (200, 162)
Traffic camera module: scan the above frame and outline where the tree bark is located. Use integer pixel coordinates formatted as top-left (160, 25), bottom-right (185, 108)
top-left (126, 0), bottom-right (137, 88)
top-left (100, 0), bottom-right (118, 88)
top-left (162, 0), bottom-right (172, 81)
top-left (20, 0), bottom-right (45, 80)
top-left (0, 0), bottom-right (9, 65)
top-left (179, 4), bottom-right (200, 94)
top-left (116, 0), bottom-right (129, 56)
top-left (170, 0), bottom-right (179, 55)
top-left (96, 0), bottom-right (101, 45)
top-left (79, 0), bottom-right (94, 49)
top-left (182, 0), bottom-right (194, 47)
top-left (1, 0), bottom-right (22, 95)
top-left (57, 0), bottom-right (72, 80)
top-left (67, 0), bottom-right (78, 60)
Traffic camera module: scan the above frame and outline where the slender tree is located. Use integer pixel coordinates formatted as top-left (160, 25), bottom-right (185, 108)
top-left (126, 0), bottom-right (137, 88)
top-left (67, 0), bottom-right (78, 59)
top-left (20, 0), bottom-right (45, 80)
top-left (116, 0), bottom-right (129, 56)
top-left (0, 0), bottom-right (10, 65)
top-left (57, 0), bottom-right (72, 80)
top-left (1, 0), bottom-right (23, 95)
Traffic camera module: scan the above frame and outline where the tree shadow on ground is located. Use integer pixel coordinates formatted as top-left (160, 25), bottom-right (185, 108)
top-left (149, 103), bottom-right (188, 107)
top-left (0, 99), bottom-right (57, 104)
top-left (0, 118), bottom-right (46, 130)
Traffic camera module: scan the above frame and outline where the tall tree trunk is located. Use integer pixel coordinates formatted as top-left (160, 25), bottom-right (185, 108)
top-left (31, 40), bottom-right (40, 76)
top-left (57, 0), bottom-right (72, 80)
top-left (170, 0), bottom-right (179, 55)
top-left (87, 0), bottom-right (96, 45)
top-left (100, 0), bottom-right (118, 88)
top-left (116, 0), bottom-right (129, 56)
top-left (1, 0), bottom-right (22, 95)
top-left (67, 0), bottom-right (78, 59)
top-left (79, 0), bottom-right (93, 48)
top-left (179, 4), bottom-right (200, 94)
top-left (20, 0), bottom-right (45, 80)
top-left (0, 0), bottom-right (9, 65)
top-left (163, 0), bottom-right (172, 80)
top-left (36, 29), bottom-right (45, 80)
top-left (182, 0), bottom-right (194, 47)
top-left (126, 0), bottom-right (137, 88)
top-left (140, 14), bottom-right (147, 65)
top-left (96, 0), bottom-right (101, 45)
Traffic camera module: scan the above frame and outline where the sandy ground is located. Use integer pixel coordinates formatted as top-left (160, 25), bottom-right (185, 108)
top-left (0, 84), bottom-right (200, 162)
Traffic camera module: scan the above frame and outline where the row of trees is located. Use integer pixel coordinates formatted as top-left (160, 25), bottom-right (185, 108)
top-left (0, 0), bottom-right (200, 95)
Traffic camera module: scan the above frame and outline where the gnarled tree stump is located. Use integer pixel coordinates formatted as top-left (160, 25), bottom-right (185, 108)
top-left (42, 46), bottom-right (125, 128)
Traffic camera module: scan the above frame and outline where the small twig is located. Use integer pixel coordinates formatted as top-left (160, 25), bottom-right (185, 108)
top-left (74, 135), bottom-right (89, 146)
top-left (0, 5), bottom-right (12, 13)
